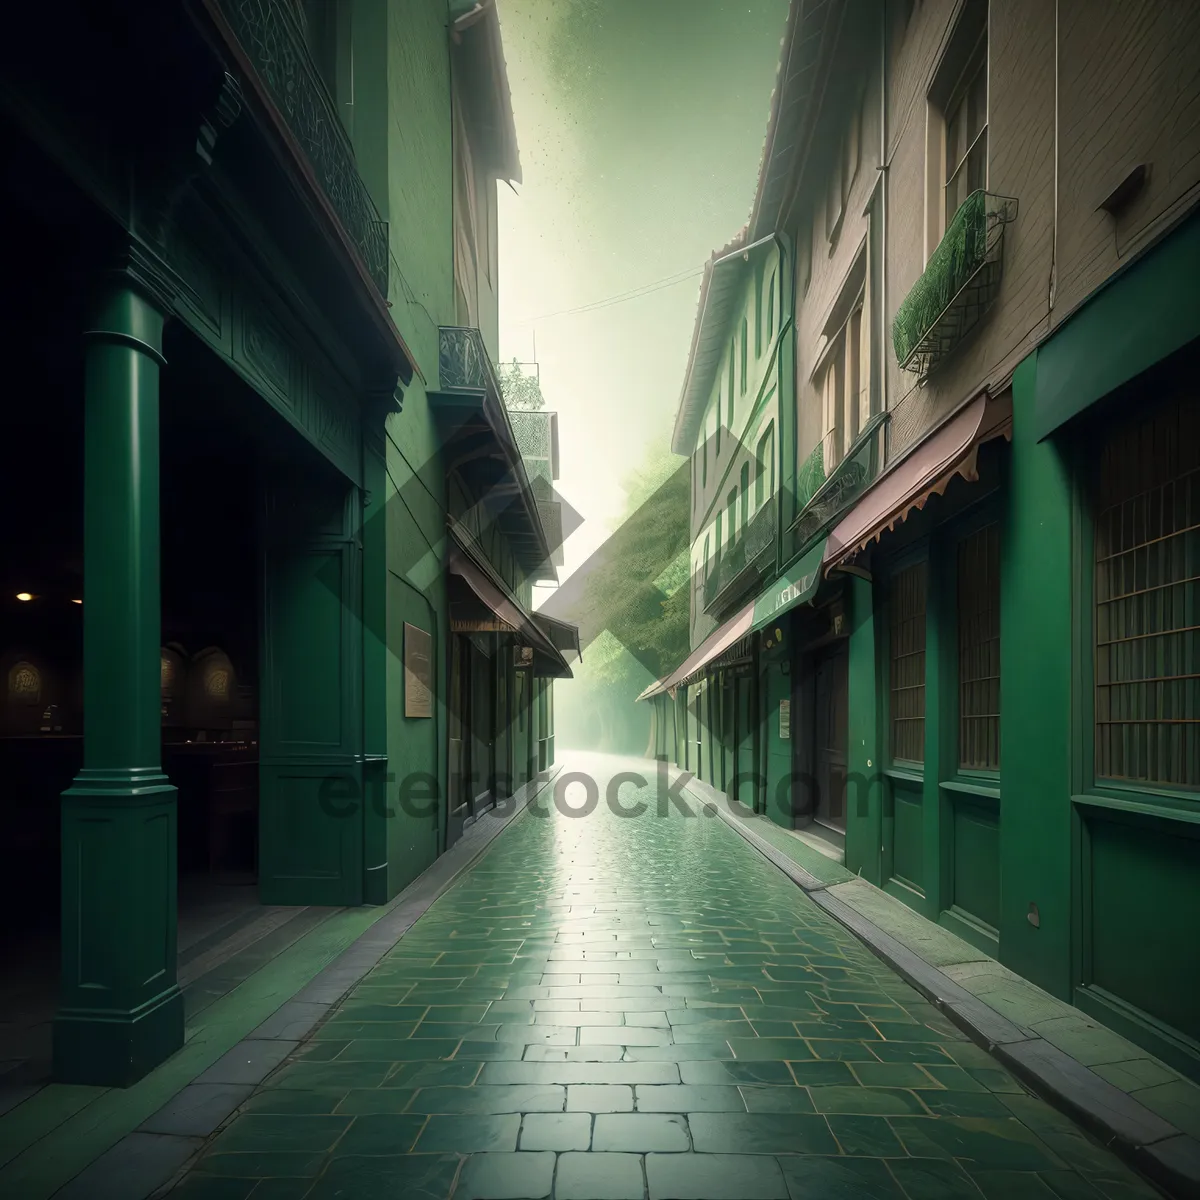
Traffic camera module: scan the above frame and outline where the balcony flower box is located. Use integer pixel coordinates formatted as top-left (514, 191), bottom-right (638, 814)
top-left (892, 190), bottom-right (1018, 381)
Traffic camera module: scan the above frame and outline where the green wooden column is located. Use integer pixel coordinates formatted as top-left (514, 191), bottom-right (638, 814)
top-left (999, 353), bottom-right (1074, 998)
top-left (54, 250), bottom-right (183, 1087)
top-left (845, 575), bottom-right (882, 884)
top-left (361, 424), bottom-right (389, 905)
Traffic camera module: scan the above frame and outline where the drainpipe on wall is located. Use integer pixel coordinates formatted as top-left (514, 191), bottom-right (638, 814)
top-left (879, 0), bottom-right (889, 419)
top-left (769, 229), bottom-right (790, 581)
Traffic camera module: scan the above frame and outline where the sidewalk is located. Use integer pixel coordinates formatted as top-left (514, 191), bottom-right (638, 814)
top-left (0, 769), bottom-right (560, 1200)
top-left (679, 770), bottom-right (1200, 1200)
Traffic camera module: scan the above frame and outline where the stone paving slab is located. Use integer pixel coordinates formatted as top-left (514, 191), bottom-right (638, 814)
top-left (7, 770), bottom-right (561, 1200)
top-left (679, 766), bottom-right (1200, 1199)
top-left (149, 751), bottom-right (1180, 1199)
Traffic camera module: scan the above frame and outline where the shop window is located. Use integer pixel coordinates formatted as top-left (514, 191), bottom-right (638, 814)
top-left (958, 523), bottom-right (1000, 769)
top-left (890, 561), bottom-right (928, 763)
top-left (1094, 396), bottom-right (1200, 789)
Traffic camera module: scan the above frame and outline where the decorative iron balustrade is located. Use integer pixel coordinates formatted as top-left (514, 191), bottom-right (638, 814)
top-left (438, 325), bottom-right (497, 393)
top-left (791, 412), bottom-right (888, 550)
top-left (892, 191), bottom-right (1018, 381)
top-left (703, 502), bottom-right (778, 615)
top-left (214, 0), bottom-right (390, 297)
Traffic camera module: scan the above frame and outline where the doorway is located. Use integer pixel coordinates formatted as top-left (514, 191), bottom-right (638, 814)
top-left (733, 672), bottom-right (756, 810)
top-left (813, 642), bottom-right (849, 832)
top-left (447, 632), bottom-right (471, 847)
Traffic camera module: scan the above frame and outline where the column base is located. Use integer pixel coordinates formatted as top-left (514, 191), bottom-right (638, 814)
top-left (55, 771), bottom-right (183, 1087)
top-left (53, 985), bottom-right (184, 1088)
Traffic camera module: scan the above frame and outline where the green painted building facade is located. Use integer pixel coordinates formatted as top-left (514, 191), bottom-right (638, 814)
top-left (0, 0), bottom-right (571, 1088)
top-left (645, 0), bottom-right (1200, 1083)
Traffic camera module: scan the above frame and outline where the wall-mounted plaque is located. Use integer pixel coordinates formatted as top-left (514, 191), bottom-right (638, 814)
top-left (779, 698), bottom-right (791, 740)
top-left (405, 623), bottom-right (433, 718)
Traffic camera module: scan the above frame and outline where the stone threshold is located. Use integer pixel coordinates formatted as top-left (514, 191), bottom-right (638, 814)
top-left (679, 770), bottom-right (1200, 1200)
top-left (2, 766), bottom-right (560, 1200)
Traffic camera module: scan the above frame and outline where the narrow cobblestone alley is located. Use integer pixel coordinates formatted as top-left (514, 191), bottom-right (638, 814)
top-left (168, 754), bottom-right (1162, 1200)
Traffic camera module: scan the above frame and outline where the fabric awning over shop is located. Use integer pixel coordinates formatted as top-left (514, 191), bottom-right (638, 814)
top-left (447, 526), bottom-right (570, 676)
top-left (1032, 208), bottom-right (1200, 441)
top-left (533, 613), bottom-right (582, 662)
top-left (636, 536), bottom-right (829, 702)
top-left (636, 603), bottom-right (755, 702)
top-left (823, 390), bottom-right (1012, 572)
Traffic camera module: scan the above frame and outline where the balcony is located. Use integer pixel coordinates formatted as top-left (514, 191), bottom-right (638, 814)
top-left (703, 502), bottom-right (777, 616)
top-left (790, 412), bottom-right (888, 549)
top-left (892, 191), bottom-right (1018, 382)
top-left (210, 0), bottom-right (390, 297)
top-left (436, 327), bottom-right (560, 582)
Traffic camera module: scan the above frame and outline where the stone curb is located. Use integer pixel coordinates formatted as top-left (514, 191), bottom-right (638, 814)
top-left (51, 766), bottom-right (561, 1200)
top-left (684, 776), bottom-right (1199, 1200)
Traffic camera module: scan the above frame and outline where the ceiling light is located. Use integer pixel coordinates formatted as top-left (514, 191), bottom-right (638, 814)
top-left (16, 593), bottom-right (33, 602)
top-left (71, 599), bottom-right (83, 605)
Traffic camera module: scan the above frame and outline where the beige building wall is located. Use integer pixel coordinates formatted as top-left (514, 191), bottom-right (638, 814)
top-left (790, 0), bottom-right (1200, 473)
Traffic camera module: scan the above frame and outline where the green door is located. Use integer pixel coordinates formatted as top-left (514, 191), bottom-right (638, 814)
top-left (470, 640), bottom-right (493, 809)
top-left (447, 633), bottom-right (470, 847)
top-left (494, 647), bottom-right (511, 799)
top-left (736, 674), bottom-right (755, 809)
top-left (259, 470), bottom-right (364, 906)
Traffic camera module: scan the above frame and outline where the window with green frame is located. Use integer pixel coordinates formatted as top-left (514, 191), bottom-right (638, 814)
top-left (890, 561), bottom-right (928, 763)
top-left (1094, 394), bottom-right (1200, 789)
top-left (958, 523), bottom-right (1000, 769)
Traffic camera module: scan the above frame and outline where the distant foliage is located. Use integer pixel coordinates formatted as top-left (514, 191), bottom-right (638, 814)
top-left (498, 359), bottom-right (546, 411)
top-left (568, 444), bottom-right (691, 702)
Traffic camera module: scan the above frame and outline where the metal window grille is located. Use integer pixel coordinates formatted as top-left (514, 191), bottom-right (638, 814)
top-left (958, 523), bottom-right (1001, 769)
top-left (890, 561), bottom-right (928, 763)
top-left (1095, 396), bottom-right (1200, 789)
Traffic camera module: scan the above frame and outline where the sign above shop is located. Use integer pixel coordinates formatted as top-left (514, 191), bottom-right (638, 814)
top-left (751, 537), bottom-right (827, 633)
top-left (404, 623), bottom-right (433, 718)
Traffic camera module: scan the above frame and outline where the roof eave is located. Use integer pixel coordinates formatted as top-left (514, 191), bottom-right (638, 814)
top-left (451, 1), bottom-right (522, 184)
top-left (669, 234), bottom-right (781, 456)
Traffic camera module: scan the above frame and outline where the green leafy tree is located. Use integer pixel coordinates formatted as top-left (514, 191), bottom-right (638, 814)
top-left (552, 441), bottom-right (692, 754)
top-left (498, 359), bottom-right (545, 411)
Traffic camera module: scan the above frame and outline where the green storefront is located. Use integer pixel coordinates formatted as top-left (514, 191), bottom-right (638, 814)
top-left (0, 0), bottom-right (563, 1089)
top-left (839, 206), bottom-right (1200, 1079)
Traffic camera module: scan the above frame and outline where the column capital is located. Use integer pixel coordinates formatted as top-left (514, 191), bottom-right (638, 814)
top-left (108, 238), bottom-right (186, 316)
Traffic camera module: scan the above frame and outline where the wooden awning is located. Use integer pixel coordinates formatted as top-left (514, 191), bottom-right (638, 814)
top-left (637, 602), bottom-right (756, 702)
top-left (823, 390), bottom-right (1012, 573)
top-left (447, 526), bottom-right (571, 678)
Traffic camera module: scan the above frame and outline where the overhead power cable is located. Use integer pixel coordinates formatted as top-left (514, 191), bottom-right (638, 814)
top-left (515, 265), bottom-right (704, 324)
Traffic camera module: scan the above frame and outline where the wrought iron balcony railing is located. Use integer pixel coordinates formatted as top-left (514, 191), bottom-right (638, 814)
top-left (892, 191), bottom-right (1018, 381)
top-left (790, 412), bottom-right (888, 549)
top-left (703, 501), bottom-right (778, 615)
top-left (439, 325), bottom-right (497, 394)
top-left (213, 0), bottom-right (390, 297)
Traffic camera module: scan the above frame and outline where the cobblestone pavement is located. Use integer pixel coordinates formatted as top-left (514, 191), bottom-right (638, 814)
top-left (169, 755), bottom-right (1162, 1199)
